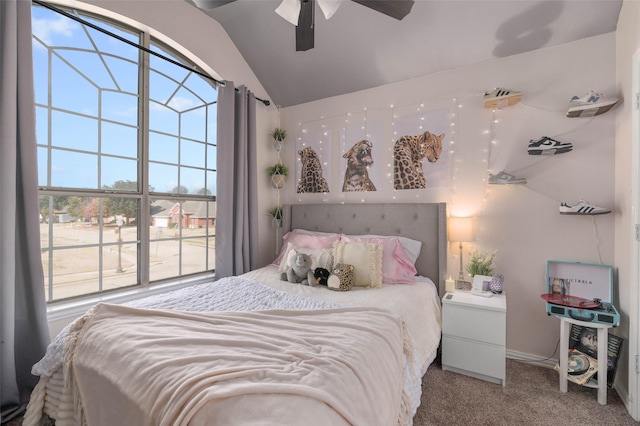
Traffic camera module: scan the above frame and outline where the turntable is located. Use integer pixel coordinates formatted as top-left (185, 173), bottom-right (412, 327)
top-left (541, 261), bottom-right (619, 327)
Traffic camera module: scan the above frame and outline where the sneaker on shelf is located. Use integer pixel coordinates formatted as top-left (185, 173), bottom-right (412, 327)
top-left (488, 171), bottom-right (526, 185)
top-left (566, 90), bottom-right (618, 118)
top-left (528, 136), bottom-right (573, 155)
top-left (483, 88), bottom-right (522, 109)
top-left (559, 200), bottom-right (611, 215)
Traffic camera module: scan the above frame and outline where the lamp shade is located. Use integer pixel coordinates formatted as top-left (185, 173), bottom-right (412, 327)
top-left (448, 216), bottom-right (474, 242)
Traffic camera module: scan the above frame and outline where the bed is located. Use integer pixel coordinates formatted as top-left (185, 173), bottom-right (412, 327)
top-left (23, 202), bottom-right (447, 426)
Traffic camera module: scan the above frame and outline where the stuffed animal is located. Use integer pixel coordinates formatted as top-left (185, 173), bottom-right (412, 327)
top-left (327, 263), bottom-right (354, 291)
top-left (313, 268), bottom-right (330, 286)
top-left (281, 252), bottom-right (316, 286)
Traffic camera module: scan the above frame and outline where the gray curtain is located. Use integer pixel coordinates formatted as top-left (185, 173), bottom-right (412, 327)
top-left (1, 0), bottom-right (51, 420)
top-left (215, 81), bottom-right (259, 278)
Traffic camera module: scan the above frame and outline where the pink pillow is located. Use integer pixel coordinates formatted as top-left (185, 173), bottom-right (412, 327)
top-left (340, 236), bottom-right (417, 284)
top-left (272, 231), bottom-right (340, 266)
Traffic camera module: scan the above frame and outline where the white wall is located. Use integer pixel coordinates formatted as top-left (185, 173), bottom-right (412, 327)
top-left (277, 34), bottom-right (617, 361)
top-left (615, 1), bottom-right (640, 416)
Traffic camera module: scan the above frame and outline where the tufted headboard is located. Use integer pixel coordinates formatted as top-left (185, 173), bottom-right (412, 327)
top-left (282, 203), bottom-right (447, 294)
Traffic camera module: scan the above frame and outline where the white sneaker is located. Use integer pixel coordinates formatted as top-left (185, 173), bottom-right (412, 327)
top-left (483, 88), bottom-right (522, 109)
top-left (559, 200), bottom-right (611, 215)
top-left (488, 171), bottom-right (526, 185)
top-left (566, 90), bottom-right (618, 118)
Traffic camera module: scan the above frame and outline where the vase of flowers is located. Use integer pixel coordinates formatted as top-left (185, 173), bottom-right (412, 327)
top-left (465, 249), bottom-right (496, 277)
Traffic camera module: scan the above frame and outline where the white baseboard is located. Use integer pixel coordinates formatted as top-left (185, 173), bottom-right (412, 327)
top-left (613, 382), bottom-right (634, 420)
top-left (506, 349), bottom-right (558, 369)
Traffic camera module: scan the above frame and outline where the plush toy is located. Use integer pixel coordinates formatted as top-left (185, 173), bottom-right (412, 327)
top-left (313, 268), bottom-right (330, 286)
top-left (281, 252), bottom-right (316, 286)
top-left (327, 263), bottom-right (354, 292)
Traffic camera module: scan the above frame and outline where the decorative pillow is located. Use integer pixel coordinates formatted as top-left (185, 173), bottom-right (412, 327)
top-left (278, 242), bottom-right (334, 273)
top-left (342, 233), bottom-right (422, 267)
top-left (293, 229), bottom-right (341, 238)
top-left (341, 236), bottom-right (417, 284)
top-left (332, 241), bottom-right (383, 288)
top-left (272, 231), bottom-right (340, 266)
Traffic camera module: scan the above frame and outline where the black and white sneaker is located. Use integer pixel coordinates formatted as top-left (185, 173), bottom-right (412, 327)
top-left (483, 88), bottom-right (522, 109)
top-left (528, 136), bottom-right (573, 155)
top-left (560, 200), bottom-right (611, 215)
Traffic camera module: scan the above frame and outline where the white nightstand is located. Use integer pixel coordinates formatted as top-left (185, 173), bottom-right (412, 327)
top-left (441, 291), bottom-right (507, 385)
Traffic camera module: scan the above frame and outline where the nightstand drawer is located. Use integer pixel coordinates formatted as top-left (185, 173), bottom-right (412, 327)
top-left (442, 335), bottom-right (506, 381)
top-left (442, 304), bottom-right (505, 345)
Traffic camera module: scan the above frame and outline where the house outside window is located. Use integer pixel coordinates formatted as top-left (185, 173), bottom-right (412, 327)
top-left (32, 3), bottom-right (217, 302)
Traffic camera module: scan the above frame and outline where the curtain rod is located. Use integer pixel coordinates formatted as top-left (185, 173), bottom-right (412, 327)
top-left (32, 0), bottom-right (271, 106)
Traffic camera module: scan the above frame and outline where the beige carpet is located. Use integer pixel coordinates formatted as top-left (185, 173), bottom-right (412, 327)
top-left (415, 358), bottom-right (637, 425)
top-left (4, 359), bottom-right (636, 425)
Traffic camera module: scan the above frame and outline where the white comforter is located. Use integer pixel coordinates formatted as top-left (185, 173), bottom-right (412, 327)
top-left (66, 304), bottom-right (410, 426)
top-left (246, 265), bottom-right (442, 374)
top-left (25, 268), bottom-right (442, 425)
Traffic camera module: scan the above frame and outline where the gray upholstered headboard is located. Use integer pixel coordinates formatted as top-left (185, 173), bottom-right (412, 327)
top-left (283, 203), bottom-right (447, 294)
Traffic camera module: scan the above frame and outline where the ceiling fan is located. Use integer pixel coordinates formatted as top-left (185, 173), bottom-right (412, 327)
top-left (192, 0), bottom-right (415, 51)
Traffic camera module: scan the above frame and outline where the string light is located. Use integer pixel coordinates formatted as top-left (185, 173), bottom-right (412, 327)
top-left (293, 96), bottom-right (465, 205)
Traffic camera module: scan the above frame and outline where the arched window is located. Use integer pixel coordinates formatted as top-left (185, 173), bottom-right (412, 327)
top-left (33, 2), bottom-right (217, 302)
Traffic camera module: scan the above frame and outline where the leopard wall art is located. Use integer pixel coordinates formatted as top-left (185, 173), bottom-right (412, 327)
top-left (342, 140), bottom-right (377, 192)
top-left (296, 146), bottom-right (330, 193)
top-left (393, 130), bottom-right (444, 190)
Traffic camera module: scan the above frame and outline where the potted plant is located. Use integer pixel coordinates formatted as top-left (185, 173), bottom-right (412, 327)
top-left (268, 206), bottom-right (284, 228)
top-left (267, 162), bottom-right (288, 189)
top-left (270, 128), bottom-right (287, 152)
top-left (465, 249), bottom-right (496, 277)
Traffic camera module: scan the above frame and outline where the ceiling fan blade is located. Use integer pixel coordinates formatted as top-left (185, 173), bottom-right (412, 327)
top-left (351, 0), bottom-right (414, 20)
top-left (191, 0), bottom-right (237, 11)
top-left (317, 0), bottom-right (343, 20)
top-left (275, 0), bottom-right (302, 26)
top-left (296, 0), bottom-right (314, 51)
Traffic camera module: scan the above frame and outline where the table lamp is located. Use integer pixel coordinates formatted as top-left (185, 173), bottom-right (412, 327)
top-left (448, 216), bottom-right (474, 290)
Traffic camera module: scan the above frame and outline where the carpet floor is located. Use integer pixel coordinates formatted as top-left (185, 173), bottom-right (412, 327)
top-left (4, 358), bottom-right (636, 425)
top-left (415, 358), bottom-right (637, 425)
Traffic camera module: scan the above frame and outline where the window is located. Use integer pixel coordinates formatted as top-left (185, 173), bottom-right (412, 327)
top-left (32, 3), bottom-right (217, 302)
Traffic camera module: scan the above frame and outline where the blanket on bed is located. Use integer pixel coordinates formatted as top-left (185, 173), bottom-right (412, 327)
top-left (65, 303), bottom-right (412, 426)
top-left (32, 276), bottom-right (342, 379)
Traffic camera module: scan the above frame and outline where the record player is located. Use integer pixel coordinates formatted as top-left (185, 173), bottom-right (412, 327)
top-left (541, 261), bottom-right (620, 327)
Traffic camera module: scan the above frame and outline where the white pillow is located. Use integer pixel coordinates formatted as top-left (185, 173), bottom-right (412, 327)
top-left (333, 241), bottom-right (383, 288)
top-left (293, 228), bottom-right (341, 238)
top-left (278, 242), bottom-right (334, 273)
top-left (342, 233), bottom-right (422, 266)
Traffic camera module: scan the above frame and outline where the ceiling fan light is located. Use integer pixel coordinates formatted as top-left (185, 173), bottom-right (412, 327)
top-left (317, 0), bottom-right (343, 20)
top-left (275, 0), bottom-right (301, 26)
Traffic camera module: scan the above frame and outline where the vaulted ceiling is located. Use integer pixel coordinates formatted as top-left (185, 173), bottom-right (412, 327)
top-left (187, 0), bottom-right (622, 107)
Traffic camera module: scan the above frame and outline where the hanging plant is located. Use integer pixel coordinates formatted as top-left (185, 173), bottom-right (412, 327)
top-left (465, 250), bottom-right (496, 277)
top-left (267, 163), bottom-right (288, 188)
top-left (267, 163), bottom-right (289, 176)
top-left (270, 128), bottom-right (287, 141)
top-left (270, 128), bottom-right (287, 152)
top-left (268, 206), bottom-right (284, 228)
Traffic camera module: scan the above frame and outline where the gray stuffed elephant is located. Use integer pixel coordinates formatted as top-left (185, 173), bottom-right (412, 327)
top-left (281, 252), bottom-right (316, 286)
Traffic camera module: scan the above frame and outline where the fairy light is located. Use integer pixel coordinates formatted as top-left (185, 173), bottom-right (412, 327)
top-left (291, 96), bottom-right (465, 204)
top-left (448, 96), bottom-right (464, 211)
top-left (480, 107), bottom-right (499, 212)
